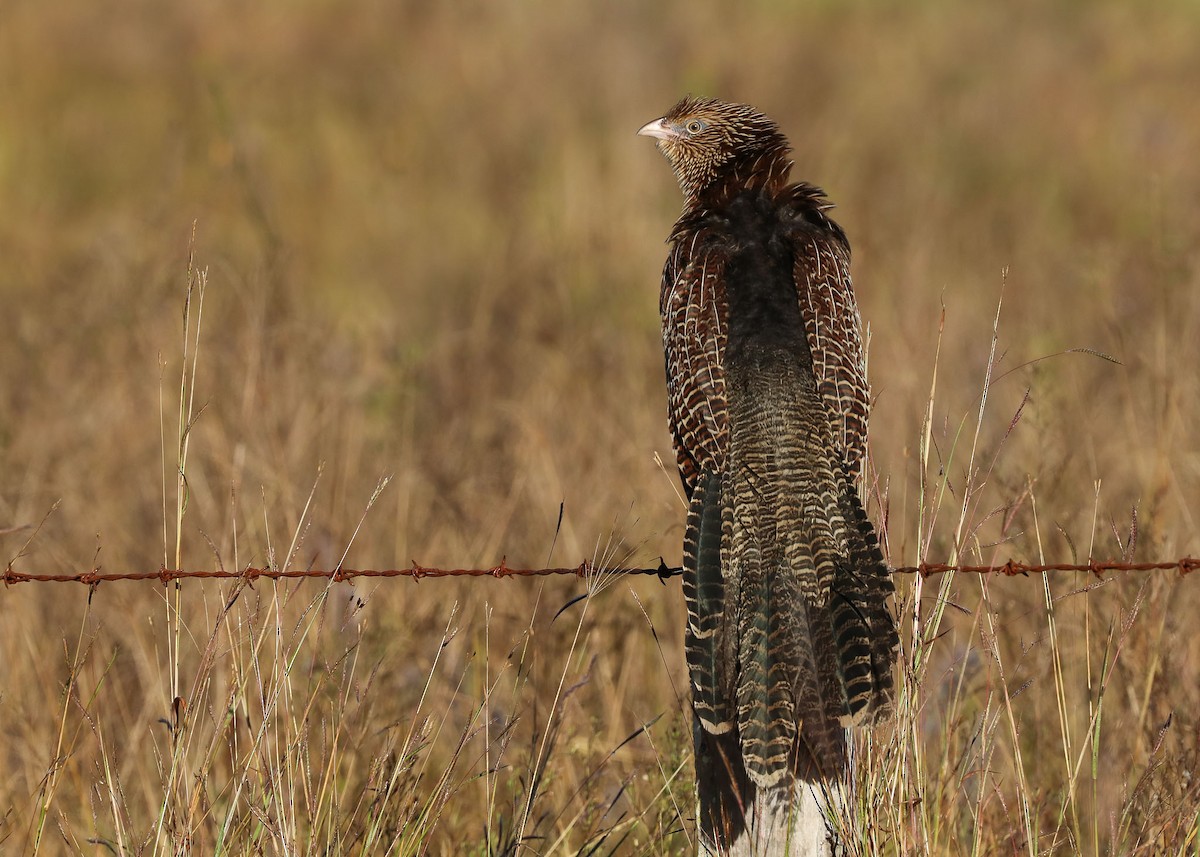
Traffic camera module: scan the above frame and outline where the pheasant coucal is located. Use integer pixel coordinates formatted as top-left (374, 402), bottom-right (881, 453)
top-left (640, 97), bottom-right (898, 789)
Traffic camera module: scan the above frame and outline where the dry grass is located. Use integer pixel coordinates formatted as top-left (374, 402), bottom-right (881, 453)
top-left (1, 0), bottom-right (1198, 854)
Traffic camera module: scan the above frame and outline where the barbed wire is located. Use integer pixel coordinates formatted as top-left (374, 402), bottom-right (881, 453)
top-left (2, 558), bottom-right (1197, 588)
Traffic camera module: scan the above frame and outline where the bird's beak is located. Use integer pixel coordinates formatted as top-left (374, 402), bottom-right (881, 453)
top-left (637, 118), bottom-right (674, 141)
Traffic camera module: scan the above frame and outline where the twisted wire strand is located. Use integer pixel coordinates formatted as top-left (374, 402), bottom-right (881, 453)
top-left (3, 558), bottom-right (1198, 587)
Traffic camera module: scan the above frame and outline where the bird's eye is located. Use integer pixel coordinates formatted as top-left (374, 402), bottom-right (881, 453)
top-left (685, 119), bottom-right (705, 134)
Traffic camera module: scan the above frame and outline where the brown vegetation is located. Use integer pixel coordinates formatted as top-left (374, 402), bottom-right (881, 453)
top-left (1, 1), bottom-right (1197, 853)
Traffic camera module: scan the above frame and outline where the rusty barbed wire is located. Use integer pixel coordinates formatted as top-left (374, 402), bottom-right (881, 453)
top-left (2, 558), bottom-right (1198, 587)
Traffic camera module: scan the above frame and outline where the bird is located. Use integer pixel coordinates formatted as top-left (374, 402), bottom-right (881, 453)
top-left (639, 96), bottom-right (898, 791)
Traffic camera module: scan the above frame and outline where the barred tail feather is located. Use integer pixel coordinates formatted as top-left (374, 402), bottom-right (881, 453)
top-left (685, 469), bottom-right (735, 734)
top-left (785, 533), bottom-right (856, 780)
top-left (735, 539), bottom-right (799, 786)
top-left (838, 485), bottom-right (900, 718)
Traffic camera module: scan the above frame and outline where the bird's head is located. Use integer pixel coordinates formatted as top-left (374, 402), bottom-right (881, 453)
top-left (639, 96), bottom-right (788, 202)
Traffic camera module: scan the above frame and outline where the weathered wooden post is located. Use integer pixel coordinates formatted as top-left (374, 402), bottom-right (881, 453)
top-left (695, 727), bottom-right (848, 855)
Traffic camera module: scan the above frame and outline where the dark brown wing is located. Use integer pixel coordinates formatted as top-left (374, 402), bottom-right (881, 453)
top-left (789, 187), bottom-right (869, 483)
top-left (660, 224), bottom-right (730, 498)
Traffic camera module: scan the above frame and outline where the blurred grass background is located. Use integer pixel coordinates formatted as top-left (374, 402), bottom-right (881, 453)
top-left (1, 0), bottom-right (1198, 853)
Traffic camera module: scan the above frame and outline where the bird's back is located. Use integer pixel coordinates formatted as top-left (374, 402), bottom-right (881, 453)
top-left (675, 187), bottom-right (895, 785)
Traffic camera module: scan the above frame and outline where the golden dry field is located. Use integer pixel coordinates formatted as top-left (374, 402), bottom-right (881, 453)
top-left (1, 1), bottom-right (1198, 854)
